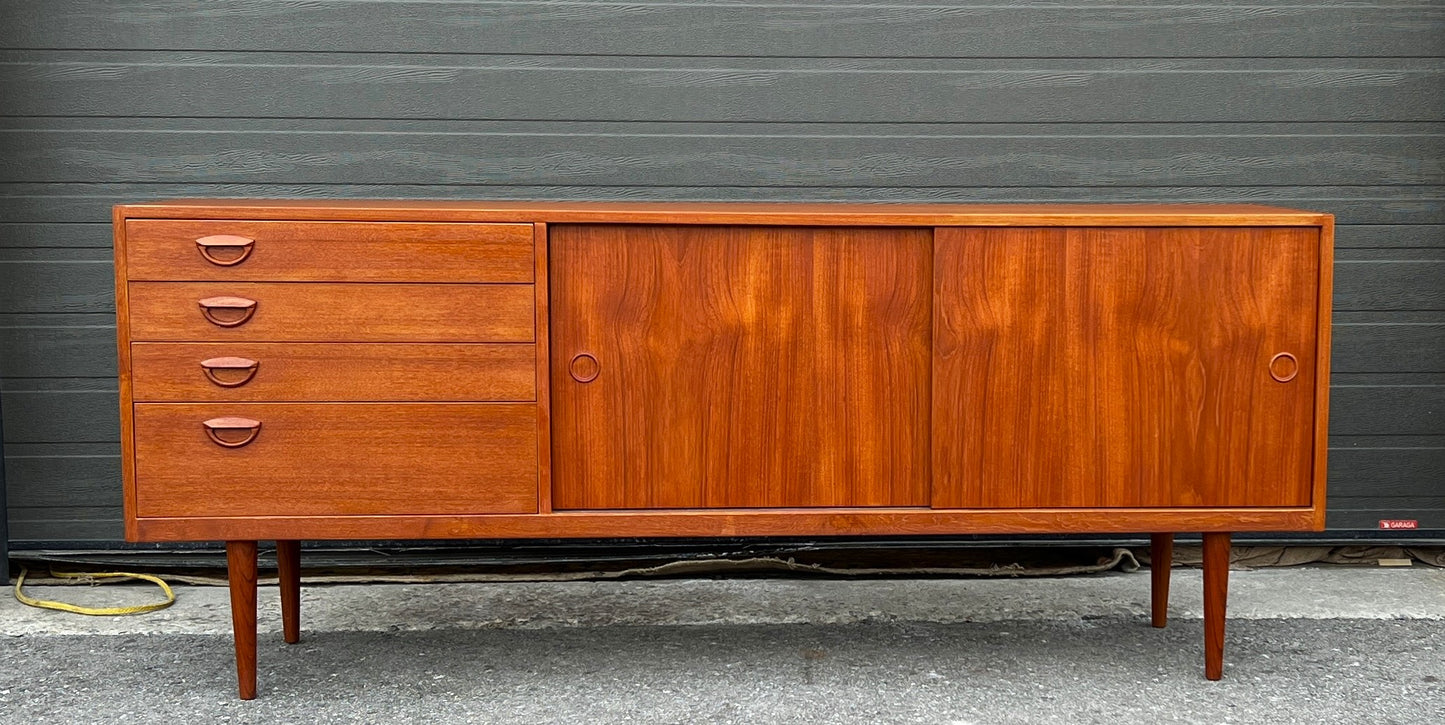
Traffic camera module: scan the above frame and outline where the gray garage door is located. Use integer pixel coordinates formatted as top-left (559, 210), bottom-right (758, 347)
top-left (1, 1), bottom-right (1441, 542)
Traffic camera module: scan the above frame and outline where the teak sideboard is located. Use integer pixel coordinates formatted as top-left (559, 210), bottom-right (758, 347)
top-left (112, 200), bottom-right (1334, 699)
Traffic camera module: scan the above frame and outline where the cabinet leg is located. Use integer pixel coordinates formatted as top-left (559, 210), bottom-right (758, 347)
top-left (1150, 533), bottom-right (1173, 628)
top-left (1203, 532), bottom-right (1232, 681)
top-left (277, 540), bottom-right (301, 644)
top-left (226, 541), bottom-right (259, 700)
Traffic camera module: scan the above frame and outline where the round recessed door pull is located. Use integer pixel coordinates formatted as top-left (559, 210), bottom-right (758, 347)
top-left (202, 416), bottom-right (262, 448)
top-left (198, 296), bottom-right (257, 327)
top-left (1268, 352), bottom-right (1299, 383)
top-left (570, 353), bottom-right (600, 383)
top-left (195, 235), bottom-right (256, 266)
top-left (200, 356), bottom-right (260, 388)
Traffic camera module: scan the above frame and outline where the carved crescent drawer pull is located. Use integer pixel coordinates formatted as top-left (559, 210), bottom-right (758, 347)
top-left (1268, 352), bottom-right (1299, 383)
top-left (200, 357), bottom-right (260, 388)
top-left (202, 417), bottom-right (262, 448)
top-left (198, 296), bottom-right (257, 327)
top-left (570, 353), bottom-right (600, 383)
top-left (195, 235), bottom-right (256, 266)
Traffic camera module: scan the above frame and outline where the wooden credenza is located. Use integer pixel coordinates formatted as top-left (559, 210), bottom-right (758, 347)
top-left (113, 200), bottom-right (1334, 698)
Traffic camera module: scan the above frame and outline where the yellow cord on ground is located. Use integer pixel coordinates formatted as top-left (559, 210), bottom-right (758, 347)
top-left (13, 567), bottom-right (176, 616)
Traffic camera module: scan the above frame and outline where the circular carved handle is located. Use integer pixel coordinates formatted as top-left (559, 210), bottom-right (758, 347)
top-left (202, 416), bottom-right (262, 448)
top-left (200, 356), bottom-right (259, 388)
top-left (1269, 352), bottom-right (1299, 383)
top-left (195, 235), bottom-right (256, 267)
top-left (570, 353), bottom-right (600, 383)
top-left (197, 296), bottom-right (257, 327)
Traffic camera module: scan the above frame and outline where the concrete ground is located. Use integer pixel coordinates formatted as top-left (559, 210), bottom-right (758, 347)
top-left (1, 567), bottom-right (1442, 724)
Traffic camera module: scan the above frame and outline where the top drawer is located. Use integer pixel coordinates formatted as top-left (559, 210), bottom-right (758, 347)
top-left (124, 220), bottom-right (534, 283)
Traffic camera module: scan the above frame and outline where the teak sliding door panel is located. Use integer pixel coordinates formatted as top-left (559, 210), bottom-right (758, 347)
top-left (933, 226), bottom-right (1319, 509)
top-left (551, 224), bottom-right (931, 509)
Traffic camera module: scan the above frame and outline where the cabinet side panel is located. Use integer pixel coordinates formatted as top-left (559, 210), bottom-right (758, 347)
top-left (113, 206), bottom-right (139, 541)
top-left (1313, 219), bottom-right (1334, 528)
top-left (536, 222), bottom-right (553, 514)
top-left (933, 226), bottom-right (1318, 508)
top-left (551, 224), bottom-right (932, 509)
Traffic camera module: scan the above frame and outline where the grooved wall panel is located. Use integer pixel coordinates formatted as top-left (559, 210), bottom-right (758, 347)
top-left (1, 1), bottom-right (1441, 541)
top-left (4, 1), bottom-right (1441, 58)
top-left (2, 123), bottom-right (1440, 187)
top-left (4, 54), bottom-right (1443, 123)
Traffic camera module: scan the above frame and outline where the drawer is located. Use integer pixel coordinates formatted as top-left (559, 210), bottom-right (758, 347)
top-left (133, 403), bottom-right (538, 517)
top-left (125, 220), bottom-right (534, 282)
top-left (131, 343), bottom-right (536, 402)
top-left (128, 282), bottom-right (535, 342)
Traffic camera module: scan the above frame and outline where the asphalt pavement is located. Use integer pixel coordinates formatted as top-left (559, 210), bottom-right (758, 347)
top-left (2, 567), bottom-right (1441, 724)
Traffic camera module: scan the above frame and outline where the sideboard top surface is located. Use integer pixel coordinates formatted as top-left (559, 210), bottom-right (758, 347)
top-left (114, 200), bottom-right (1332, 227)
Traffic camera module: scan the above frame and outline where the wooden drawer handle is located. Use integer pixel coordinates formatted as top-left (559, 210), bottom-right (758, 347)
top-left (198, 296), bottom-right (257, 327)
top-left (195, 235), bottom-right (256, 266)
top-left (202, 417), bottom-right (262, 448)
top-left (570, 353), bottom-right (600, 383)
top-left (1269, 352), bottom-right (1299, 383)
top-left (200, 356), bottom-right (260, 388)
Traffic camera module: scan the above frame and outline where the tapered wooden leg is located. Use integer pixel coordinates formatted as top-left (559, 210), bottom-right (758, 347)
top-left (1203, 532), bottom-right (1232, 681)
top-left (226, 541), bottom-right (259, 700)
top-left (277, 540), bottom-right (301, 644)
top-left (1150, 533), bottom-right (1174, 628)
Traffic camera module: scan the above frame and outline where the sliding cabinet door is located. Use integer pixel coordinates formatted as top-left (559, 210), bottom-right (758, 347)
top-left (551, 224), bottom-right (931, 509)
top-left (933, 226), bottom-right (1320, 508)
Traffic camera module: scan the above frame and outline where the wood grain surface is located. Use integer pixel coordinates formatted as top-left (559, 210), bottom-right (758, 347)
top-left (124, 220), bottom-right (534, 282)
top-left (1313, 219), bottom-right (1336, 528)
top-left (126, 282), bottom-right (535, 342)
top-left (225, 540), bottom-right (258, 700)
top-left (534, 223), bottom-right (553, 514)
top-left (551, 224), bottom-right (931, 509)
top-left (133, 403), bottom-right (538, 517)
top-left (113, 206), bottom-right (139, 540)
top-left (933, 226), bottom-right (1320, 509)
top-left (276, 540), bottom-right (301, 645)
top-left (1203, 532), bottom-right (1233, 680)
top-left (1151, 533), bottom-right (1174, 628)
top-left (115, 200), bottom-right (1331, 227)
top-left (130, 507), bottom-right (1317, 542)
top-left (130, 343), bottom-right (536, 402)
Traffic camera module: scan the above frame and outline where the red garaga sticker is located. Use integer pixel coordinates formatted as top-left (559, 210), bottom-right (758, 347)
top-left (1379, 520), bottom-right (1419, 529)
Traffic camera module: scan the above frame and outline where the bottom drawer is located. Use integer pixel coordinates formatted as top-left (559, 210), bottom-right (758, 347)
top-left (133, 403), bottom-right (537, 517)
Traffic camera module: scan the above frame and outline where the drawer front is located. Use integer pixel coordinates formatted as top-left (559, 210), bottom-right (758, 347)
top-left (128, 282), bottom-right (535, 342)
top-left (126, 220), bottom-right (534, 283)
top-left (131, 343), bottom-right (536, 402)
top-left (133, 403), bottom-right (538, 517)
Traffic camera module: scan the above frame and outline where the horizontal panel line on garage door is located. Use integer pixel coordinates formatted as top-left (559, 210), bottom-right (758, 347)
top-left (12, 51), bottom-right (1440, 69)
top-left (3, 1), bottom-right (1440, 58)
top-left (4, 185), bottom-right (1438, 225)
top-left (6, 118), bottom-right (1445, 131)
top-left (2, 132), bottom-right (1438, 186)
top-left (4, 54), bottom-right (1440, 123)
top-left (4, 442), bottom-right (116, 456)
top-left (5, 115), bottom-right (1445, 124)
top-left (7, 51), bottom-right (1444, 62)
top-left (6, 118), bottom-right (1441, 134)
top-left (5, 182), bottom-right (1439, 189)
top-left (5, 51), bottom-right (1439, 63)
